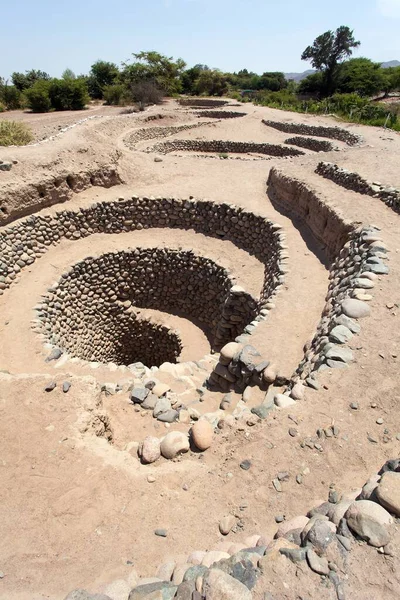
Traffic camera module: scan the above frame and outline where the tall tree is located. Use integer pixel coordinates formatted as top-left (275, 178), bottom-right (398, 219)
top-left (121, 51), bottom-right (186, 95)
top-left (301, 26), bottom-right (360, 96)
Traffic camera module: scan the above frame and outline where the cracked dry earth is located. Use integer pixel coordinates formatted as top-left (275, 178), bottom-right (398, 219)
top-left (0, 100), bottom-right (399, 600)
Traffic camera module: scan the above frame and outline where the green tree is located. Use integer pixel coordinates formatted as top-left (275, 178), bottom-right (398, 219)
top-left (301, 26), bottom-right (360, 96)
top-left (87, 60), bottom-right (119, 99)
top-left (11, 69), bottom-right (50, 91)
top-left (180, 65), bottom-right (209, 94)
top-left (336, 58), bottom-right (386, 96)
top-left (122, 51), bottom-right (186, 95)
top-left (257, 72), bottom-right (287, 91)
top-left (48, 78), bottom-right (89, 110)
top-left (25, 80), bottom-right (52, 112)
top-left (62, 68), bottom-right (76, 80)
top-left (194, 70), bottom-right (228, 96)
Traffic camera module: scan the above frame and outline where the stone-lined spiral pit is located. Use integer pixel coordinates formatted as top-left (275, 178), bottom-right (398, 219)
top-left (37, 247), bottom-right (261, 367)
top-left (146, 139), bottom-right (305, 158)
top-left (263, 119), bottom-right (363, 146)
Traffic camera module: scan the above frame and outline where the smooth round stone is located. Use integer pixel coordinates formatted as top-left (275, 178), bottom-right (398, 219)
top-left (191, 420), bottom-right (213, 451)
top-left (160, 431), bottom-right (189, 459)
top-left (219, 515), bottom-right (236, 535)
top-left (341, 298), bottom-right (371, 318)
top-left (262, 364), bottom-right (278, 383)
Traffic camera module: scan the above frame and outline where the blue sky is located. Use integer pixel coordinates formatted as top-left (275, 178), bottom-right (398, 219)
top-left (1, 0), bottom-right (400, 79)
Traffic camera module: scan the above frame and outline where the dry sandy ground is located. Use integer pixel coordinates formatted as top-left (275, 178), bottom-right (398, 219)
top-left (0, 100), bottom-right (399, 599)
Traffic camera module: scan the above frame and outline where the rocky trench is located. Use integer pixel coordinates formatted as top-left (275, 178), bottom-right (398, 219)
top-left (0, 166), bottom-right (121, 225)
top-left (123, 122), bottom-right (215, 150)
top-left (284, 136), bottom-right (337, 152)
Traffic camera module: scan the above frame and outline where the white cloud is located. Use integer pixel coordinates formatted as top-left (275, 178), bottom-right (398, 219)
top-left (377, 0), bottom-right (400, 18)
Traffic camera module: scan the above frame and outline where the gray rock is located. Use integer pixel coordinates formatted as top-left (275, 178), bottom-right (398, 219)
top-left (157, 409), bottom-right (178, 423)
top-left (341, 298), bottom-right (371, 319)
top-left (202, 568), bottom-right (253, 600)
top-left (174, 580), bottom-right (196, 599)
top-left (213, 555), bottom-right (259, 590)
top-left (335, 314), bottom-right (361, 334)
top-left (155, 528), bottom-right (167, 537)
top-left (130, 388), bottom-right (149, 404)
top-left (279, 547), bottom-right (307, 563)
top-left (141, 394), bottom-right (158, 410)
top-left (364, 263), bottom-right (389, 275)
top-left (303, 519), bottom-right (334, 555)
top-left (324, 345), bottom-right (353, 363)
top-left (128, 581), bottom-right (177, 600)
top-left (329, 325), bottom-right (353, 344)
top-left (345, 500), bottom-right (392, 547)
top-left (44, 381), bottom-right (57, 392)
top-left (306, 548), bottom-right (330, 575)
top-left (153, 397), bottom-right (171, 417)
top-left (183, 565), bottom-right (209, 582)
top-left (62, 381), bottom-right (71, 393)
top-left (45, 347), bottom-right (62, 362)
top-left (0, 161), bottom-right (13, 171)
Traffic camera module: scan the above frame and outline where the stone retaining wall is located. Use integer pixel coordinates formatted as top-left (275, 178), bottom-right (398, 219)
top-left (316, 161), bottom-right (400, 214)
top-left (284, 136), bottom-right (337, 152)
top-left (37, 248), bottom-right (252, 365)
top-left (0, 166), bottom-right (121, 225)
top-left (267, 168), bottom-right (389, 387)
top-left (178, 98), bottom-right (229, 107)
top-left (263, 119), bottom-right (363, 146)
top-left (124, 122), bottom-right (214, 149)
top-left (147, 139), bottom-right (305, 158)
top-left (194, 111), bottom-right (246, 119)
top-left (0, 198), bottom-right (283, 351)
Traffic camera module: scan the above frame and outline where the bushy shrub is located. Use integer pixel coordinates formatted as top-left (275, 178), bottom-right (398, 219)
top-left (0, 121), bottom-right (33, 146)
top-left (0, 102), bottom-right (5, 112)
top-left (0, 84), bottom-right (22, 110)
top-left (130, 81), bottom-right (163, 109)
top-left (25, 81), bottom-right (52, 112)
top-left (48, 78), bottom-right (89, 110)
top-left (103, 84), bottom-right (128, 106)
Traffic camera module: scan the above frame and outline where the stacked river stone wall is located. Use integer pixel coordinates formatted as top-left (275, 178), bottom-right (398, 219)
top-left (124, 122), bottom-right (215, 149)
top-left (0, 197), bottom-right (283, 359)
top-left (284, 136), bottom-right (337, 153)
top-left (178, 98), bottom-right (229, 107)
top-left (0, 166), bottom-right (121, 225)
top-left (194, 110), bottom-right (247, 119)
top-left (263, 119), bottom-right (363, 146)
top-left (316, 162), bottom-right (400, 214)
top-left (37, 248), bottom-right (250, 366)
top-left (267, 167), bottom-right (389, 386)
top-left (147, 139), bottom-right (305, 158)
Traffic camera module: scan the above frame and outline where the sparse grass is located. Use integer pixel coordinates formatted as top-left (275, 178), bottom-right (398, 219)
top-left (0, 121), bottom-right (33, 146)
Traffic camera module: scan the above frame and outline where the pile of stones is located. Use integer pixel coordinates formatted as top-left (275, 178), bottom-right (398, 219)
top-left (284, 136), bottom-right (337, 152)
top-left (316, 161), bottom-right (400, 213)
top-left (146, 139), bottom-right (305, 158)
top-left (36, 247), bottom-right (259, 365)
top-left (263, 119), bottom-right (363, 146)
top-left (65, 459), bottom-right (400, 600)
top-left (193, 111), bottom-right (246, 119)
top-left (293, 225), bottom-right (389, 385)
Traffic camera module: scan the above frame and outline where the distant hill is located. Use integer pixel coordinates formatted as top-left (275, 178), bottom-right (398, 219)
top-left (285, 61), bottom-right (400, 81)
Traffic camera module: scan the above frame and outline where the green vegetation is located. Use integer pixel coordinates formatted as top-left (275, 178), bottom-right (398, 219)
top-left (0, 31), bottom-right (399, 131)
top-left (0, 121), bottom-right (33, 146)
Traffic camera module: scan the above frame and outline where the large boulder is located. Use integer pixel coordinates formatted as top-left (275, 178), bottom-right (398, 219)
top-left (376, 471), bottom-right (400, 516)
top-left (345, 500), bottom-right (393, 547)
